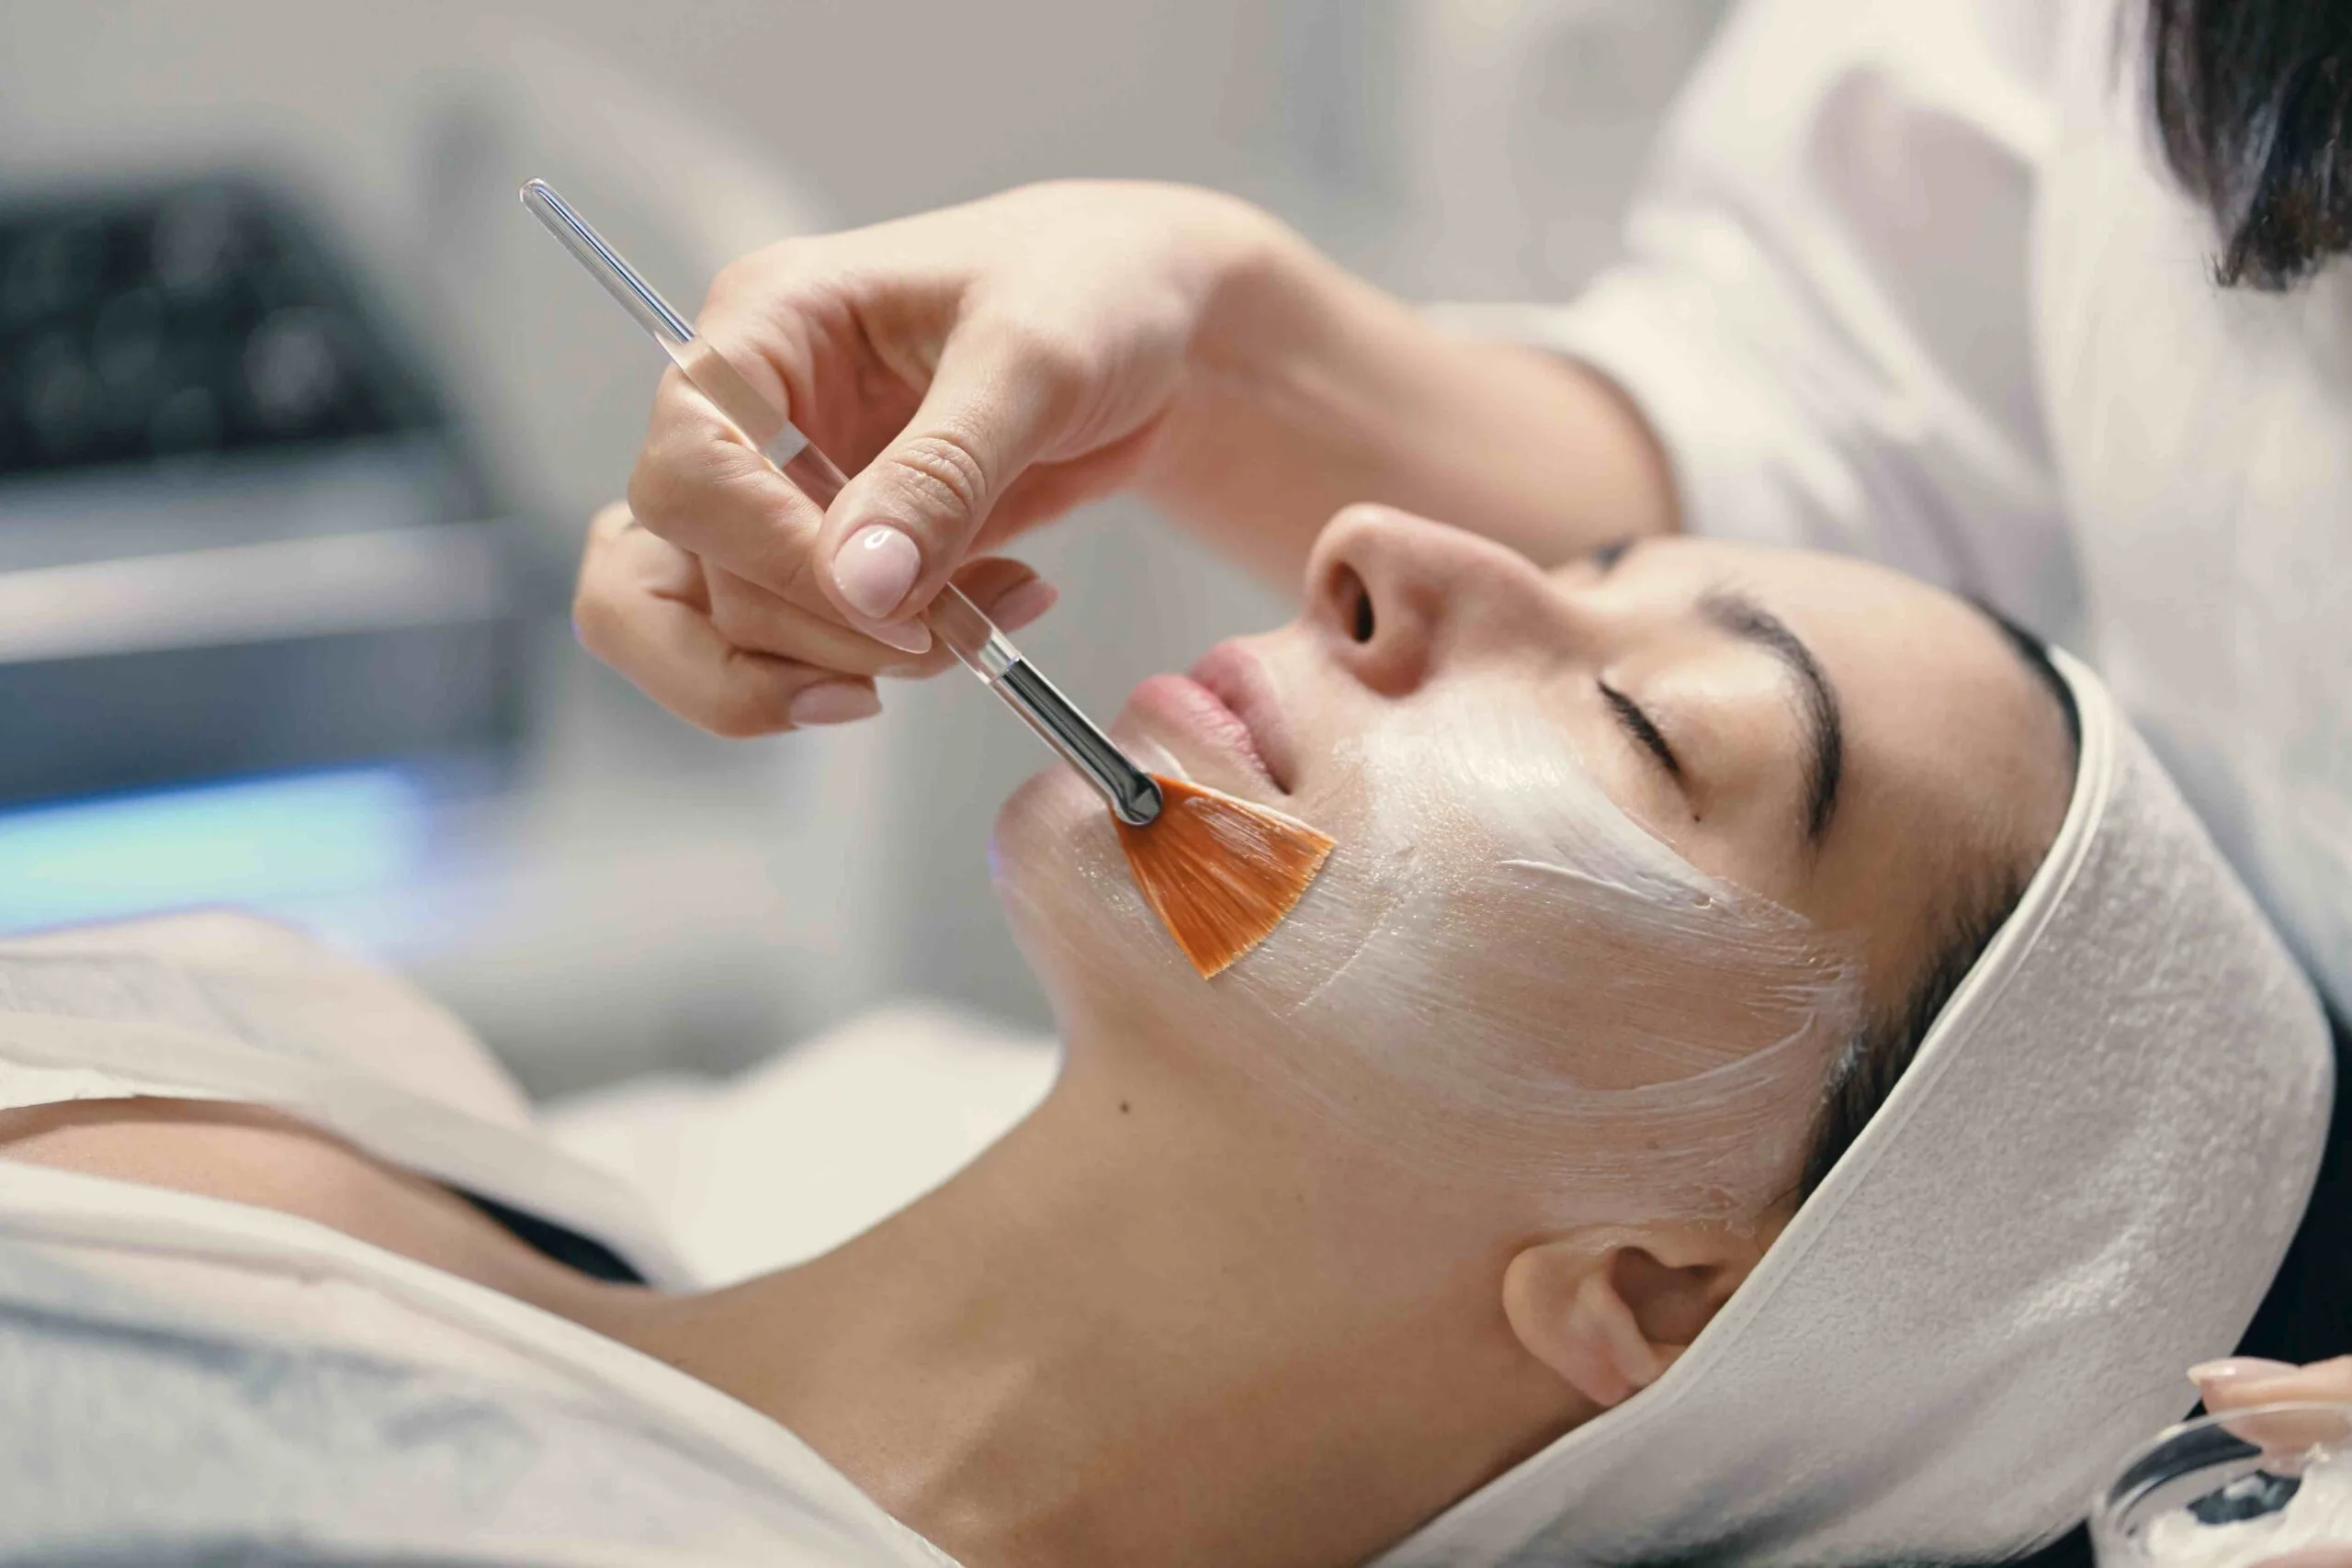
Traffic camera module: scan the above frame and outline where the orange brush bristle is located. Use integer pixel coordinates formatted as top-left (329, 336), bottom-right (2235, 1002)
top-left (1114, 774), bottom-right (1336, 977)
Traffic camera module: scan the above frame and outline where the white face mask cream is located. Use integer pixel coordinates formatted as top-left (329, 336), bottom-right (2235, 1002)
top-left (996, 686), bottom-right (1864, 1228)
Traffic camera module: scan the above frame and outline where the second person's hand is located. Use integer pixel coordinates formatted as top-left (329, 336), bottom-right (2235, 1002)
top-left (2193, 1355), bottom-right (2352, 1413)
top-left (2188, 1358), bottom-right (2352, 1568)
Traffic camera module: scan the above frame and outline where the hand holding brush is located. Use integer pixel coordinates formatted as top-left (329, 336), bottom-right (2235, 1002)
top-left (525, 180), bottom-right (1331, 976)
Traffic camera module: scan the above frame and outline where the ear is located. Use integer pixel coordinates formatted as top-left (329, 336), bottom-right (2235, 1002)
top-left (1499, 1223), bottom-right (1781, 1409)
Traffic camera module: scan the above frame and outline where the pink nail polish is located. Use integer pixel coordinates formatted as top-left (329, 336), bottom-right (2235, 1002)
top-left (789, 682), bottom-right (882, 728)
top-left (834, 525), bottom-right (922, 621)
top-left (2190, 1358), bottom-right (2300, 1383)
top-left (865, 617), bottom-right (934, 657)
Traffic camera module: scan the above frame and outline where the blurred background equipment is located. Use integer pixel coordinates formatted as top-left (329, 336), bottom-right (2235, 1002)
top-left (0, 0), bottom-right (1725, 1097)
top-left (0, 178), bottom-right (513, 805)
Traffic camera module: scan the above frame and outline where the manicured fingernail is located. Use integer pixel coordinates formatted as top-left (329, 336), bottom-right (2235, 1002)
top-left (989, 578), bottom-right (1058, 632)
top-left (788, 682), bottom-right (882, 728)
top-left (834, 525), bottom-right (922, 621)
top-left (866, 617), bottom-right (933, 657)
top-left (2190, 1358), bottom-right (2299, 1388)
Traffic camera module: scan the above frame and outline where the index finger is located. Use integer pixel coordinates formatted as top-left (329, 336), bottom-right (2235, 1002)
top-left (626, 364), bottom-right (832, 597)
top-left (574, 503), bottom-right (877, 738)
top-left (628, 362), bottom-right (935, 659)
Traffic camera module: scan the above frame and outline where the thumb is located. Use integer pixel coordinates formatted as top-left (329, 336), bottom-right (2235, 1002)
top-left (818, 320), bottom-right (1085, 627)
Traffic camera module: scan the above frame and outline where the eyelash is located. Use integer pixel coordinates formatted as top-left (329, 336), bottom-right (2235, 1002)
top-left (1599, 679), bottom-right (1685, 782)
top-left (1591, 537), bottom-right (1634, 572)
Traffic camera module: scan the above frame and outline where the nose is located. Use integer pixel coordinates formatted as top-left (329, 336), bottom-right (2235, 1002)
top-left (1303, 504), bottom-right (1582, 697)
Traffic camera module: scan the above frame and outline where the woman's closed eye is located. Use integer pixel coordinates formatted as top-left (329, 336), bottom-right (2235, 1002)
top-left (1589, 536), bottom-right (1637, 573)
top-left (1600, 678), bottom-right (1685, 783)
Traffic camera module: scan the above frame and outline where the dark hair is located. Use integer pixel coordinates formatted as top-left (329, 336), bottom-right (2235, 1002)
top-left (1794, 617), bottom-right (2081, 1201)
top-left (2150, 0), bottom-right (2352, 288)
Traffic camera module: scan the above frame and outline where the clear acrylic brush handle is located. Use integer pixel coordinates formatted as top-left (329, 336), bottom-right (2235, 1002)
top-left (522, 179), bottom-right (1162, 827)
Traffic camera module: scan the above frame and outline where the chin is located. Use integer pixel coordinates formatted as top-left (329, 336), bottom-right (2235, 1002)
top-left (989, 764), bottom-right (1202, 1031)
top-left (990, 767), bottom-right (1130, 979)
top-left (989, 765), bottom-right (1093, 890)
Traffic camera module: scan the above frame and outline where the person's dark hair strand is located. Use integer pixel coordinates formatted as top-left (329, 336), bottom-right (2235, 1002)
top-left (2151, 0), bottom-right (2352, 289)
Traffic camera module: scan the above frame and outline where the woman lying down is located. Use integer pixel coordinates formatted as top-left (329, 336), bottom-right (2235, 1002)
top-left (0, 508), bottom-right (2329, 1568)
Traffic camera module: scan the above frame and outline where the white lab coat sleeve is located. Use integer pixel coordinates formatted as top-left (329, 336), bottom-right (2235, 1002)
top-left (1473, 0), bottom-right (2079, 626)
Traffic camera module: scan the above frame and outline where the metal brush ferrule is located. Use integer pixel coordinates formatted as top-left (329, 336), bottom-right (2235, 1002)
top-left (996, 662), bottom-right (1163, 827)
top-left (922, 581), bottom-right (1162, 827)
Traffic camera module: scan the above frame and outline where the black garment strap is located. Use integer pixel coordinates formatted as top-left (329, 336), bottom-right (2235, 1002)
top-left (460, 1190), bottom-right (648, 1285)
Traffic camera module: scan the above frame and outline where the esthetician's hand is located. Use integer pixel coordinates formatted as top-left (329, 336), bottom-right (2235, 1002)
top-left (2189, 1358), bottom-right (2352, 1568)
top-left (576, 502), bottom-right (1057, 734)
top-left (582, 181), bottom-right (1291, 734)
top-left (2193, 1355), bottom-right (2352, 1412)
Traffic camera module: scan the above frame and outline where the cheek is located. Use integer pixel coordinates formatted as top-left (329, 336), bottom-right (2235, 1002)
top-left (991, 701), bottom-right (1865, 1227)
top-left (1202, 705), bottom-right (1864, 1223)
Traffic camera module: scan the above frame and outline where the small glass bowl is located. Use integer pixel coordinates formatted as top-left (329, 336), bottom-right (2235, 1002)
top-left (2095, 1402), bottom-right (2352, 1564)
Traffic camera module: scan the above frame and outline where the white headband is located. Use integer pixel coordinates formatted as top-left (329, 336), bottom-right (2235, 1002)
top-left (1382, 649), bottom-right (2334, 1567)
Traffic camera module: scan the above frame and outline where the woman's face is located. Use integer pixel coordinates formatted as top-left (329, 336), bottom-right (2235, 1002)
top-left (993, 509), bottom-right (2074, 1226)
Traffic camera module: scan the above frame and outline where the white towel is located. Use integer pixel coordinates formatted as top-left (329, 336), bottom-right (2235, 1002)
top-left (1383, 650), bottom-right (2335, 1566)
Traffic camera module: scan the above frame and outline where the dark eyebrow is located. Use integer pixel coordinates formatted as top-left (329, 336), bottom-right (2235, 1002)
top-left (1698, 589), bottom-right (1845, 849)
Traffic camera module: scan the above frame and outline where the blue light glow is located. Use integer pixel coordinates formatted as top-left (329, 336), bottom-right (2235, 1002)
top-left (0, 767), bottom-right (432, 936)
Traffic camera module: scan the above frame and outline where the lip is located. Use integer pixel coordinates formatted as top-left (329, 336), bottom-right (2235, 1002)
top-left (1124, 641), bottom-right (1296, 794)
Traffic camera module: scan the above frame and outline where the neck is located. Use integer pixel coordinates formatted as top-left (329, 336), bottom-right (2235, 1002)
top-left (612, 1022), bottom-right (1583, 1568)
